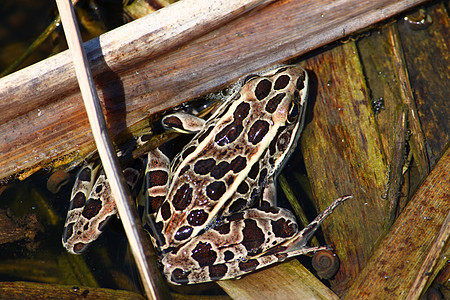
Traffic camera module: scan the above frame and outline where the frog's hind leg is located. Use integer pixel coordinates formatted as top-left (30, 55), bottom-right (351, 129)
top-left (161, 207), bottom-right (299, 285)
top-left (237, 196), bottom-right (353, 277)
top-left (161, 196), bottom-right (351, 285)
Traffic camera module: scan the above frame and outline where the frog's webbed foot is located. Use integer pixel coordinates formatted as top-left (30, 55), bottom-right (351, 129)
top-left (277, 195), bottom-right (353, 255)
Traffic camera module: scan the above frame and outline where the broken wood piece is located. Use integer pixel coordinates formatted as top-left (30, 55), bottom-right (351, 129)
top-left (344, 146), bottom-right (450, 299)
top-left (218, 259), bottom-right (339, 300)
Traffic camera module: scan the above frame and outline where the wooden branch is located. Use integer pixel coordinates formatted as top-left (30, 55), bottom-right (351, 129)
top-left (0, 281), bottom-right (145, 300)
top-left (0, 0), bottom-right (429, 182)
top-left (344, 146), bottom-right (450, 299)
top-left (219, 259), bottom-right (339, 300)
top-left (407, 211), bottom-right (449, 299)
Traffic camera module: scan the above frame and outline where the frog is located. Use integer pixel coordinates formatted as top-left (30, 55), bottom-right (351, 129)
top-left (62, 65), bottom-right (350, 285)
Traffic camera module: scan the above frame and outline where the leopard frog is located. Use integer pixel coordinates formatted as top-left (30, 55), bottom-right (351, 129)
top-left (62, 65), bottom-right (350, 285)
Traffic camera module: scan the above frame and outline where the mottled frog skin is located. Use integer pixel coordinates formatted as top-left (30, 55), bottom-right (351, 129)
top-left (62, 65), bottom-right (349, 285)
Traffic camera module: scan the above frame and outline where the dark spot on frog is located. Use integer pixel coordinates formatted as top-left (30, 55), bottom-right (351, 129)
top-left (153, 221), bottom-right (166, 247)
top-left (296, 73), bottom-right (305, 90)
top-left (228, 198), bottom-right (247, 213)
top-left (171, 268), bottom-right (191, 284)
top-left (260, 207), bottom-right (279, 214)
top-left (215, 122), bottom-right (244, 146)
top-left (187, 209), bottom-right (209, 226)
top-left (191, 241), bottom-right (217, 267)
top-left (271, 218), bottom-right (297, 238)
top-left (215, 102), bottom-right (249, 146)
top-left (258, 168), bottom-right (268, 186)
top-left (179, 165), bottom-right (190, 176)
top-left (214, 222), bottom-right (231, 234)
top-left (237, 181), bottom-right (249, 194)
top-left (194, 158), bottom-right (216, 175)
top-left (162, 115), bottom-right (183, 130)
top-left (227, 212), bottom-right (244, 222)
top-left (230, 156), bottom-right (246, 173)
top-left (248, 163), bottom-right (259, 180)
top-left (211, 161), bottom-right (230, 179)
top-left (224, 250), bottom-right (234, 261)
top-left (71, 192), bottom-right (86, 209)
top-left (160, 201), bottom-right (172, 221)
top-left (73, 242), bottom-right (88, 254)
top-left (206, 181), bottom-right (226, 201)
top-left (147, 170), bottom-right (168, 187)
top-left (197, 126), bottom-right (214, 143)
top-left (148, 195), bottom-right (164, 214)
top-left (234, 102), bottom-right (251, 121)
top-left (95, 184), bottom-right (103, 194)
top-left (78, 167), bottom-right (91, 182)
top-left (182, 146), bottom-right (196, 159)
top-left (172, 183), bottom-right (193, 210)
top-left (248, 120), bottom-right (270, 145)
top-left (62, 223), bottom-right (74, 243)
top-left (254, 79), bottom-right (272, 100)
top-left (238, 259), bottom-right (259, 272)
top-left (265, 93), bottom-right (285, 113)
top-left (81, 198), bottom-right (102, 219)
top-left (274, 75), bottom-right (290, 90)
top-left (209, 264), bottom-right (228, 280)
top-left (174, 225), bottom-right (193, 241)
top-left (277, 131), bottom-right (291, 152)
top-left (241, 219), bottom-right (265, 252)
top-left (287, 100), bottom-right (299, 123)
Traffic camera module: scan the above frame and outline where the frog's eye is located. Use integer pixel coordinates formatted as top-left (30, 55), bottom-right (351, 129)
top-left (243, 74), bottom-right (259, 84)
top-left (287, 100), bottom-right (299, 124)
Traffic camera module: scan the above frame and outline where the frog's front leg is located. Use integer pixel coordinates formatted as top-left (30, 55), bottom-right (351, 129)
top-left (162, 112), bottom-right (206, 134)
top-left (62, 160), bottom-right (144, 254)
top-left (63, 164), bottom-right (118, 254)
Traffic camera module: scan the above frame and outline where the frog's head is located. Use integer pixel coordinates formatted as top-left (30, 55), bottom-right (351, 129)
top-left (240, 65), bottom-right (309, 172)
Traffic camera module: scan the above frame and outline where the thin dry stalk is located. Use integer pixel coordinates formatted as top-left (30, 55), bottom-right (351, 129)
top-left (55, 0), bottom-right (168, 298)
